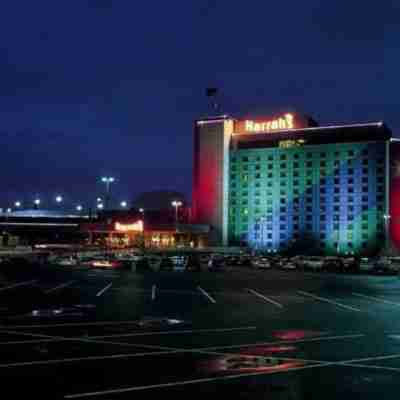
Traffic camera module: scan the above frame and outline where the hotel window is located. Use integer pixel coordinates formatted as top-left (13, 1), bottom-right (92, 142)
top-left (334, 206), bottom-right (340, 212)
top-left (307, 170), bottom-right (313, 177)
top-left (306, 197), bottom-right (312, 204)
top-left (280, 233), bottom-right (286, 239)
top-left (280, 181), bottom-right (287, 186)
top-left (362, 159), bottom-right (368, 165)
top-left (362, 186), bottom-right (369, 193)
top-left (294, 154), bottom-right (299, 159)
top-left (267, 173), bottom-right (273, 178)
top-left (377, 195), bottom-right (384, 202)
top-left (348, 196), bottom-right (354, 202)
top-left (294, 171), bottom-right (299, 177)
top-left (231, 182), bottom-right (237, 188)
top-left (334, 196), bottom-right (340, 203)
top-left (267, 182), bottom-right (273, 187)
top-left (362, 223), bottom-right (368, 230)
top-left (267, 224), bottom-right (273, 230)
top-left (347, 231), bottom-right (353, 240)
top-left (280, 206), bottom-right (286, 212)
top-left (255, 165), bottom-right (261, 170)
top-left (320, 178), bottom-right (326, 185)
top-left (348, 168), bottom-right (354, 175)
top-left (268, 155), bottom-right (273, 161)
top-left (377, 167), bottom-right (384, 174)
top-left (362, 195), bottom-right (368, 202)
top-left (306, 223), bottom-right (312, 229)
top-left (334, 223), bottom-right (339, 230)
top-left (320, 188), bottom-right (326, 194)
top-left (255, 199), bottom-right (260, 205)
top-left (320, 215), bottom-right (326, 221)
top-left (348, 178), bottom-right (354, 184)
top-left (362, 177), bottom-right (368, 184)
top-left (348, 205), bottom-right (354, 212)
top-left (243, 165), bottom-right (248, 171)
top-left (362, 149), bottom-right (368, 156)
top-left (256, 156), bottom-right (261, 161)
top-left (267, 199), bottom-right (273, 204)
top-left (306, 152), bottom-right (312, 159)
top-left (255, 191), bottom-right (260, 196)
top-left (280, 189), bottom-right (286, 195)
top-left (280, 198), bottom-right (286, 204)
top-left (348, 223), bottom-right (354, 230)
top-left (377, 158), bottom-right (384, 164)
top-left (348, 215), bottom-right (354, 222)
top-left (306, 206), bottom-right (312, 212)
top-left (377, 186), bottom-right (384, 193)
top-left (362, 233), bottom-right (368, 240)
top-left (267, 233), bottom-right (272, 239)
top-left (348, 187), bottom-right (354, 194)
top-left (334, 188), bottom-right (340, 194)
top-left (242, 200), bottom-right (248, 205)
top-left (293, 162), bottom-right (299, 168)
top-left (255, 173), bottom-right (261, 179)
top-left (333, 214), bottom-right (340, 221)
top-left (306, 188), bottom-right (312, 194)
top-left (347, 242), bottom-right (353, 248)
top-left (320, 152), bottom-right (326, 158)
top-left (280, 163), bottom-right (287, 169)
top-left (320, 161), bottom-right (326, 167)
top-left (255, 182), bottom-right (260, 188)
top-left (362, 168), bottom-right (368, 174)
top-left (347, 159), bottom-right (353, 166)
top-left (320, 233), bottom-right (326, 239)
top-left (294, 198), bottom-right (300, 204)
top-left (242, 156), bottom-right (248, 162)
top-left (362, 242), bottom-right (368, 249)
top-left (293, 224), bottom-right (299, 230)
top-left (320, 169), bottom-right (326, 177)
top-left (230, 174), bottom-right (236, 180)
top-left (377, 177), bottom-right (384, 183)
top-left (362, 214), bottom-right (368, 221)
top-left (306, 179), bottom-right (312, 186)
top-left (306, 161), bottom-right (312, 168)
top-left (293, 215), bottom-right (299, 222)
top-left (280, 224), bottom-right (286, 230)
top-left (334, 151), bottom-right (340, 157)
top-left (280, 154), bottom-right (287, 160)
top-left (320, 196), bottom-right (326, 204)
top-left (293, 189), bottom-right (299, 195)
top-left (280, 216), bottom-right (286, 221)
top-left (334, 178), bottom-right (340, 184)
top-left (334, 169), bottom-right (340, 175)
top-left (231, 200), bottom-right (237, 206)
top-left (294, 180), bottom-right (299, 186)
top-left (362, 205), bottom-right (368, 211)
top-left (267, 208), bottom-right (273, 213)
top-left (334, 160), bottom-right (340, 167)
top-left (267, 164), bottom-right (273, 170)
top-left (348, 150), bottom-right (355, 157)
top-left (280, 172), bottom-right (287, 178)
top-left (320, 205), bottom-right (326, 212)
top-left (242, 174), bottom-right (248, 181)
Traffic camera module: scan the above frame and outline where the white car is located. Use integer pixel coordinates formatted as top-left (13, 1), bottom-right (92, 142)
top-left (54, 256), bottom-right (78, 266)
top-left (251, 258), bottom-right (271, 269)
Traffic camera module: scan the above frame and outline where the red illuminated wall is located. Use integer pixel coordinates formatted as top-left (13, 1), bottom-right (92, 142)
top-left (390, 141), bottom-right (400, 249)
top-left (192, 119), bottom-right (229, 244)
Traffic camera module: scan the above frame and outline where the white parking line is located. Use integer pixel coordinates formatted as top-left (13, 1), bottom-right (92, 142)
top-left (91, 326), bottom-right (257, 339)
top-left (197, 286), bottom-right (216, 304)
top-left (64, 363), bottom-right (332, 398)
top-left (247, 289), bottom-right (284, 308)
top-left (297, 291), bottom-right (362, 312)
top-left (341, 363), bottom-right (400, 373)
top-left (200, 333), bottom-right (366, 352)
top-left (0, 280), bottom-right (36, 292)
top-left (151, 285), bottom-right (156, 301)
top-left (45, 280), bottom-right (76, 294)
top-left (352, 292), bottom-right (400, 307)
top-left (96, 283), bottom-right (112, 297)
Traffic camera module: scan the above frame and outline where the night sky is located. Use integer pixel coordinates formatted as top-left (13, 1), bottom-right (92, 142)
top-left (0, 1), bottom-right (395, 210)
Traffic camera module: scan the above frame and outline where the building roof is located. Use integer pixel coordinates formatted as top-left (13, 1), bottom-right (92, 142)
top-left (4, 209), bottom-right (83, 218)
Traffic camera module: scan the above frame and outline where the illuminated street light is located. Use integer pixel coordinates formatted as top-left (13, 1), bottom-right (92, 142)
top-left (120, 201), bottom-right (127, 208)
top-left (97, 197), bottom-right (102, 203)
top-left (139, 208), bottom-right (144, 213)
top-left (76, 205), bottom-right (83, 212)
top-left (14, 201), bottom-right (21, 208)
top-left (97, 203), bottom-right (104, 210)
top-left (171, 200), bottom-right (183, 229)
top-left (55, 195), bottom-right (63, 203)
top-left (6, 208), bottom-right (11, 213)
top-left (100, 176), bottom-right (115, 209)
top-left (34, 199), bottom-right (41, 206)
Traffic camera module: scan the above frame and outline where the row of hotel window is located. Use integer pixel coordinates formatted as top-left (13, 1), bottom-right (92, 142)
top-left (231, 158), bottom-right (383, 171)
top-left (231, 149), bottom-right (380, 162)
top-left (230, 168), bottom-right (385, 181)
top-left (250, 232), bottom-right (383, 241)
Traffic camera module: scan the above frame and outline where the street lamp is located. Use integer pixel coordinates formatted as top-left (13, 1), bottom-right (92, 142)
top-left (34, 198), bottom-right (41, 208)
top-left (101, 177), bottom-right (115, 209)
top-left (55, 195), bottom-right (63, 203)
top-left (97, 203), bottom-right (104, 210)
top-left (171, 200), bottom-right (183, 230)
top-left (120, 201), bottom-right (127, 208)
top-left (97, 197), bottom-right (102, 203)
top-left (6, 208), bottom-right (11, 213)
top-left (383, 214), bottom-right (391, 253)
top-left (14, 201), bottom-right (21, 208)
top-left (76, 205), bottom-right (83, 212)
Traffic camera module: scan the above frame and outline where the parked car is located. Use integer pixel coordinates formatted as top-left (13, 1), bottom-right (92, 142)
top-left (302, 257), bottom-right (325, 272)
top-left (251, 257), bottom-right (272, 269)
top-left (359, 257), bottom-right (376, 273)
top-left (323, 257), bottom-right (343, 272)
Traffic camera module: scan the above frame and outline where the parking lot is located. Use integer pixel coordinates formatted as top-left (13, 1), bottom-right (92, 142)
top-left (2, 261), bottom-right (400, 399)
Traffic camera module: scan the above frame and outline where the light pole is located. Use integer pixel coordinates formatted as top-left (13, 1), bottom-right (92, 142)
top-left (383, 214), bottom-right (391, 254)
top-left (76, 205), bottom-right (83, 212)
top-left (14, 201), bottom-right (21, 208)
top-left (101, 177), bottom-right (115, 209)
top-left (120, 201), bottom-right (127, 208)
top-left (139, 208), bottom-right (145, 250)
top-left (171, 200), bottom-right (182, 225)
top-left (34, 198), bottom-right (41, 209)
top-left (55, 195), bottom-right (63, 204)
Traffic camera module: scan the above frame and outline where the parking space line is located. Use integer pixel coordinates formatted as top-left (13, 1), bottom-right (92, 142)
top-left (352, 292), bottom-right (400, 306)
top-left (200, 333), bottom-right (366, 351)
top-left (0, 349), bottom-right (183, 368)
top-left (96, 283), bottom-right (112, 297)
top-left (92, 326), bottom-right (257, 339)
top-left (45, 280), bottom-right (76, 294)
top-left (64, 363), bottom-right (333, 398)
top-left (340, 363), bottom-right (400, 373)
top-left (247, 289), bottom-right (284, 308)
top-left (0, 280), bottom-right (36, 292)
top-left (151, 285), bottom-right (156, 301)
top-left (297, 291), bottom-right (362, 312)
top-left (197, 286), bottom-right (216, 304)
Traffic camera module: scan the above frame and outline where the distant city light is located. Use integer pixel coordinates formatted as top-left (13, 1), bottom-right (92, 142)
top-left (97, 203), bottom-right (104, 210)
top-left (120, 201), bottom-right (127, 208)
top-left (15, 201), bottom-right (21, 208)
top-left (101, 177), bottom-right (115, 183)
top-left (34, 199), bottom-right (41, 206)
top-left (55, 195), bottom-right (63, 203)
top-left (76, 205), bottom-right (83, 212)
top-left (97, 197), bottom-right (102, 203)
top-left (139, 208), bottom-right (144, 213)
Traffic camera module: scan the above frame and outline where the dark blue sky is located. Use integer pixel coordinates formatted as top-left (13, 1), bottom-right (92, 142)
top-left (0, 0), bottom-right (395, 210)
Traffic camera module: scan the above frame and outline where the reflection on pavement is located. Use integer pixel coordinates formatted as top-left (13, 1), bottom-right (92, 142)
top-left (273, 330), bottom-right (328, 340)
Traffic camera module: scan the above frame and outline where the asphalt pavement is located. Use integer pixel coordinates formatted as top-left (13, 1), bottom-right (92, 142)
top-left (1, 262), bottom-right (400, 399)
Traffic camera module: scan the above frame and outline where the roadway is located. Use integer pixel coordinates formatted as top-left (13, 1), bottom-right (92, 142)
top-left (1, 262), bottom-right (400, 399)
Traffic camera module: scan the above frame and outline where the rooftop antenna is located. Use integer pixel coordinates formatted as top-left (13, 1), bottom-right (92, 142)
top-left (206, 87), bottom-right (221, 114)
